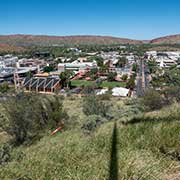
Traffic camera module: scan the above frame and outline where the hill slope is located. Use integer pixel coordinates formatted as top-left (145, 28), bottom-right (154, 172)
top-left (1, 34), bottom-right (180, 51)
top-left (0, 35), bottom-right (143, 47)
top-left (150, 34), bottom-right (180, 44)
top-left (0, 97), bottom-right (179, 179)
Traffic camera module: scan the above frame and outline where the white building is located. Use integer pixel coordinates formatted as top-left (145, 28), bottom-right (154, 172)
top-left (156, 56), bottom-right (177, 68)
top-left (145, 51), bottom-right (157, 59)
top-left (58, 60), bottom-right (97, 72)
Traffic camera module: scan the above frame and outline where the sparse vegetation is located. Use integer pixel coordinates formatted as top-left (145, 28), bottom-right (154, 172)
top-left (141, 89), bottom-right (165, 111)
top-left (0, 82), bottom-right (10, 94)
top-left (0, 93), bottom-right (68, 146)
top-left (0, 95), bottom-right (179, 179)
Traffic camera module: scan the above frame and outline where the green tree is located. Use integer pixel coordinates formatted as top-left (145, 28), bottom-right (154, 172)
top-left (26, 71), bottom-right (33, 78)
top-left (43, 66), bottom-right (54, 73)
top-left (121, 74), bottom-right (128, 81)
top-left (117, 57), bottom-right (127, 68)
top-left (147, 60), bottom-right (158, 74)
top-left (132, 63), bottom-right (138, 72)
top-left (95, 56), bottom-right (104, 67)
top-left (88, 68), bottom-right (98, 80)
top-left (99, 64), bottom-right (109, 73)
top-left (1, 93), bottom-right (67, 145)
top-left (126, 75), bottom-right (135, 89)
top-left (59, 70), bottom-right (73, 88)
top-left (107, 72), bottom-right (117, 82)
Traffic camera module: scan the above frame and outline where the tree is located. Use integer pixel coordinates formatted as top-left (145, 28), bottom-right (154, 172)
top-left (147, 60), bottom-right (157, 74)
top-left (26, 71), bottom-right (33, 78)
top-left (88, 68), bottom-right (98, 80)
top-left (121, 74), bottom-right (128, 81)
top-left (59, 70), bottom-right (73, 88)
top-left (126, 75), bottom-right (135, 90)
top-left (89, 56), bottom-right (104, 67)
top-left (132, 63), bottom-right (138, 72)
top-left (43, 66), bottom-right (54, 73)
top-left (0, 82), bottom-right (9, 93)
top-left (99, 64), bottom-right (109, 73)
top-left (107, 72), bottom-right (117, 82)
top-left (117, 57), bottom-right (127, 68)
top-left (151, 67), bottom-right (180, 88)
top-left (1, 93), bottom-right (67, 145)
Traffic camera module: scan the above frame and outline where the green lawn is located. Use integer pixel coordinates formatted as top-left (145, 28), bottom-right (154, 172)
top-left (100, 81), bottom-right (126, 88)
top-left (71, 80), bottom-right (126, 88)
top-left (71, 80), bottom-right (95, 87)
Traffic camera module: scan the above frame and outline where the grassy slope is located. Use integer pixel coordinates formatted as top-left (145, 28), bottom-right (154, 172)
top-left (0, 97), bottom-right (180, 179)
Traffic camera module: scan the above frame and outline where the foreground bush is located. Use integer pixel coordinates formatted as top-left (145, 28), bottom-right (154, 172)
top-left (163, 86), bottom-right (180, 104)
top-left (0, 93), bottom-right (68, 145)
top-left (0, 82), bottom-right (9, 94)
top-left (0, 144), bottom-right (11, 165)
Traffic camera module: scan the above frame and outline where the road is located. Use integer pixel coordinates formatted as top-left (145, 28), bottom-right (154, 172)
top-left (136, 58), bottom-right (150, 97)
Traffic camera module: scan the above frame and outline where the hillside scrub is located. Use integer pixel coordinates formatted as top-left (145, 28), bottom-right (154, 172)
top-left (0, 108), bottom-right (179, 179)
top-left (0, 93), bottom-right (68, 145)
top-left (141, 89), bottom-right (165, 111)
top-left (82, 95), bottom-right (110, 118)
top-left (0, 96), bottom-right (179, 179)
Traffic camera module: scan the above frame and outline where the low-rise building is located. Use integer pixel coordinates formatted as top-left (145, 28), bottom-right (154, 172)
top-left (156, 56), bottom-right (177, 68)
top-left (22, 77), bottom-right (61, 93)
top-left (58, 60), bottom-right (97, 72)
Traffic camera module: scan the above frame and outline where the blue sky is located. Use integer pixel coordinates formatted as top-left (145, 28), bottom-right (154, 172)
top-left (0, 0), bottom-right (180, 39)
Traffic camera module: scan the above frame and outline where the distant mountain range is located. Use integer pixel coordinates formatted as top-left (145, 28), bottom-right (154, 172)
top-left (0, 34), bottom-right (180, 51)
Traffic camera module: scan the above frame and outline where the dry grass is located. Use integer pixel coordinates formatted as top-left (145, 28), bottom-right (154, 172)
top-left (0, 97), bottom-right (179, 179)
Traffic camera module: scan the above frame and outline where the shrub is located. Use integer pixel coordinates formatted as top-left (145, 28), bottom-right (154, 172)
top-left (0, 82), bottom-right (9, 93)
top-left (82, 85), bottom-right (95, 94)
top-left (107, 72), bottom-right (117, 82)
top-left (126, 75), bottom-right (135, 90)
top-left (98, 93), bottom-right (111, 101)
top-left (132, 63), bottom-right (138, 72)
top-left (121, 74), bottom-right (128, 81)
top-left (141, 90), bottom-right (165, 111)
top-left (1, 93), bottom-right (68, 145)
top-left (81, 115), bottom-right (103, 132)
top-left (0, 144), bottom-right (11, 165)
top-left (163, 86), bottom-right (180, 104)
top-left (83, 95), bottom-right (109, 117)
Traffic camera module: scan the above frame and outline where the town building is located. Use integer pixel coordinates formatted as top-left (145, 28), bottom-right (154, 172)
top-left (58, 60), bottom-right (97, 72)
top-left (22, 77), bottom-right (61, 93)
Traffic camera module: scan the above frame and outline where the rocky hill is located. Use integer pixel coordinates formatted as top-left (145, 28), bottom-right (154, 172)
top-left (1, 34), bottom-right (180, 51)
top-left (150, 34), bottom-right (180, 44)
top-left (0, 34), bottom-right (143, 47)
